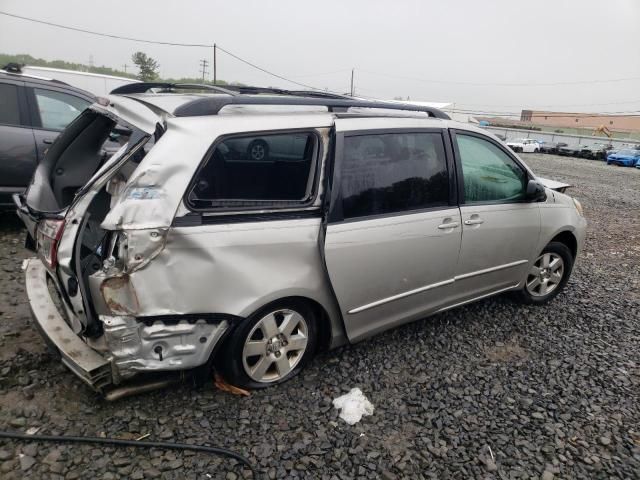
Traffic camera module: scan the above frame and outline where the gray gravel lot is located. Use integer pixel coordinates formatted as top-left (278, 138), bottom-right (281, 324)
top-left (0, 154), bottom-right (638, 479)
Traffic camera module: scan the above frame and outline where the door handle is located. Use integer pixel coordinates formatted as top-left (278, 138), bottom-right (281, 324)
top-left (43, 139), bottom-right (54, 145)
top-left (464, 218), bottom-right (484, 225)
top-left (438, 222), bottom-right (460, 230)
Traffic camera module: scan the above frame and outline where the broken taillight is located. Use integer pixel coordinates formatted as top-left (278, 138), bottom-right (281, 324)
top-left (36, 219), bottom-right (65, 269)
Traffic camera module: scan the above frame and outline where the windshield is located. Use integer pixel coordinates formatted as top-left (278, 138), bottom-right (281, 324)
top-left (617, 149), bottom-right (638, 156)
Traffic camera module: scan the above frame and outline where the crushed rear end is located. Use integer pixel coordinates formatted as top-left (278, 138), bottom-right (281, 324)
top-left (16, 96), bottom-right (229, 394)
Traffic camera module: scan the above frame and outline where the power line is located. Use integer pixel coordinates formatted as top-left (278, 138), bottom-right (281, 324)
top-left (0, 10), bottom-right (338, 92)
top-left (4, 10), bottom-right (640, 110)
top-left (213, 45), bottom-right (325, 91)
top-left (0, 10), bottom-right (213, 47)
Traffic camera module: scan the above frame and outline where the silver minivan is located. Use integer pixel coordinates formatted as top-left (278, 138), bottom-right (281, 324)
top-left (16, 84), bottom-right (586, 396)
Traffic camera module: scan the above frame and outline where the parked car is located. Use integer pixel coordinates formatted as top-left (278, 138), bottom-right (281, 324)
top-left (223, 133), bottom-right (310, 161)
top-left (580, 143), bottom-right (613, 160)
top-left (539, 141), bottom-right (568, 154)
top-left (506, 138), bottom-right (541, 153)
top-left (0, 64), bottom-right (95, 208)
top-left (16, 84), bottom-right (586, 396)
top-left (606, 149), bottom-right (640, 167)
top-left (558, 144), bottom-right (586, 157)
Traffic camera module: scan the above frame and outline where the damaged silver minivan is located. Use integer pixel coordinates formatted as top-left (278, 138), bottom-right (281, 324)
top-left (16, 84), bottom-right (586, 396)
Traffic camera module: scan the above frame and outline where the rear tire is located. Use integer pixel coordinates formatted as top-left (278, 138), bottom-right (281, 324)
top-left (247, 140), bottom-right (269, 161)
top-left (513, 242), bottom-right (574, 305)
top-left (217, 300), bottom-right (317, 389)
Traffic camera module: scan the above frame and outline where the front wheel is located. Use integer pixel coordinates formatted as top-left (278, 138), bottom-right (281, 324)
top-left (217, 300), bottom-right (317, 389)
top-left (534, 148), bottom-right (539, 153)
top-left (514, 242), bottom-right (574, 304)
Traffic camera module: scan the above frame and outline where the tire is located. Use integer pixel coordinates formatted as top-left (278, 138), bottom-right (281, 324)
top-left (513, 241), bottom-right (574, 305)
top-left (534, 148), bottom-right (539, 153)
top-left (217, 300), bottom-right (318, 389)
top-left (247, 140), bottom-right (269, 161)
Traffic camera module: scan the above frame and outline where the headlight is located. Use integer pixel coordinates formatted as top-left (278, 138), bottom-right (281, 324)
top-left (572, 198), bottom-right (584, 217)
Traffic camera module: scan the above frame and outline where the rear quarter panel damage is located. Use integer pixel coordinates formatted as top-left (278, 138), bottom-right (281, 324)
top-left (104, 218), bottom-right (345, 345)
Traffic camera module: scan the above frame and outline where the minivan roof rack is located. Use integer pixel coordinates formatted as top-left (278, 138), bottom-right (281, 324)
top-left (110, 82), bottom-right (451, 119)
top-left (173, 95), bottom-right (451, 119)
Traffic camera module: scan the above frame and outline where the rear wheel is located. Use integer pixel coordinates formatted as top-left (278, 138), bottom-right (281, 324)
top-left (218, 300), bottom-right (317, 389)
top-left (247, 140), bottom-right (268, 161)
top-left (534, 148), bottom-right (540, 153)
top-left (514, 242), bottom-right (574, 304)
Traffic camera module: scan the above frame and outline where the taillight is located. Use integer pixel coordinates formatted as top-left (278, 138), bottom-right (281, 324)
top-left (36, 219), bottom-right (65, 268)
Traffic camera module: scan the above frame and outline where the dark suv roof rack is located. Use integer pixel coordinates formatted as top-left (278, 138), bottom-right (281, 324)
top-left (110, 82), bottom-right (450, 119)
top-left (110, 82), bottom-right (239, 95)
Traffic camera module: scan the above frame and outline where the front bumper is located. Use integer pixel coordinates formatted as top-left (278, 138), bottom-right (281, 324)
top-left (24, 258), bottom-right (113, 391)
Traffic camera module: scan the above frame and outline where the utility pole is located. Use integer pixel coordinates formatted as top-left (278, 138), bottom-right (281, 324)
top-left (199, 59), bottom-right (209, 82)
top-left (213, 43), bottom-right (217, 85)
top-left (350, 68), bottom-right (354, 96)
top-left (122, 64), bottom-right (128, 73)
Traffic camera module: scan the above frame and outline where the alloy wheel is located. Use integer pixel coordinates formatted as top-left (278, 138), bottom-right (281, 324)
top-left (250, 144), bottom-right (265, 161)
top-left (526, 252), bottom-right (565, 297)
top-left (241, 309), bottom-right (309, 383)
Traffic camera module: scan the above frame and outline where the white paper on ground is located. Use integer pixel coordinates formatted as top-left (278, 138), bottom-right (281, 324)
top-left (333, 388), bottom-right (374, 425)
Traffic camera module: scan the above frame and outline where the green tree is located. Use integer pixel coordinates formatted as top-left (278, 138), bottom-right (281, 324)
top-left (131, 51), bottom-right (159, 81)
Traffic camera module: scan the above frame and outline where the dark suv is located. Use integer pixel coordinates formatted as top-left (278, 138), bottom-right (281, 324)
top-left (0, 64), bottom-right (94, 208)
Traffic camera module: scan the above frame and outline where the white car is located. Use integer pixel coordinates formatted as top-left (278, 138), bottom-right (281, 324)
top-left (507, 138), bottom-right (540, 153)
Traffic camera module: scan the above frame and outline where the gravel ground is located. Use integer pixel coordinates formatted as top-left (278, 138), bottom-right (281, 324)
top-left (0, 154), bottom-right (638, 479)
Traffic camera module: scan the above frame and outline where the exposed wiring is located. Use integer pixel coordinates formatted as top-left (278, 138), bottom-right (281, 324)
top-left (0, 430), bottom-right (258, 478)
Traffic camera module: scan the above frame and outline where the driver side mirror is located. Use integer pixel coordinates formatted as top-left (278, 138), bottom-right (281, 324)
top-left (526, 179), bottom-right (547, 202)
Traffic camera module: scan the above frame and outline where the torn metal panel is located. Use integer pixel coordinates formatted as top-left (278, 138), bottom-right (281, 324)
top-left (96, 95), bottom-right (166, 134)
top-left (100, 315), bottom-right (228, 378)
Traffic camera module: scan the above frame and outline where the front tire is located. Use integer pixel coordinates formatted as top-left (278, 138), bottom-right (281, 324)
top-left (218, 300), bottom-right (318, 389)
top-left (514, 242), bottom-right (574, 305)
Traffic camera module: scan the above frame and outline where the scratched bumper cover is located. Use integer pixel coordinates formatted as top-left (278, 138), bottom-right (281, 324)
top-left (24, 258), bottom-right (113, 391)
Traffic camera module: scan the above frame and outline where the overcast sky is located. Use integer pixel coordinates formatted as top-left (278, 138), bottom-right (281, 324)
top-left (1, 0), bottom-right (639, 113)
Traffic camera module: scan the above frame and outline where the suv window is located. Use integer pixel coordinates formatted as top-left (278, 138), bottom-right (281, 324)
top-left (0, 83), bottom-right (21, 126)
top-left (33, 88), bottom-right (90, 131)
top-left (188, 132), bottom-right (317, 208)
top-left (341, 132), bottom-right (449, 219)
top-left (456, 133), bottom-right (526, 203)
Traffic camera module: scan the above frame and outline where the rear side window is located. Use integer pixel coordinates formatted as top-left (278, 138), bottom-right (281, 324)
top-left (0, 83), bottom-right (21, 126)
top-left (340, 132), bottom-right (449, 219)
top-left (188, 132), bottom-right (318, 208)
top-left (456, 134), bottom-right (526, 203)
top-left (33, 88), bottom-right (90, 131)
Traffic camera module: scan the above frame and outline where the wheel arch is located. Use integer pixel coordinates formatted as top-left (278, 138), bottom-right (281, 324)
top-left (226, 294), bottom-right (343, 354)
top-left (549, 230), bottom-right (578, 258)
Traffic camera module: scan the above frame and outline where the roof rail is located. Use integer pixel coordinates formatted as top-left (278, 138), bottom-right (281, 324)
top-left (110, 82), bottom-right (238, 95)
top-left (110, 82), bottom-right (451, 119)
top-left (173, 95), bottom-right (451, 119)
